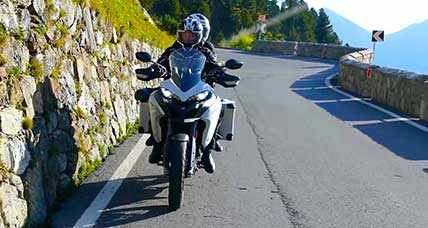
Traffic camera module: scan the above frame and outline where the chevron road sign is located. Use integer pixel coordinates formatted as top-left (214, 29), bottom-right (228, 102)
top-left (372, 30), bottom-right (385, 42)
top-left (368, 30), bottom-right (385, 78)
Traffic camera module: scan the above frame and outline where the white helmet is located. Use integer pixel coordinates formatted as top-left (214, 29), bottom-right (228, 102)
top-left (178, 17), bottom-right (203, 47)
top-left (187, 13), bottom-right (211, 43)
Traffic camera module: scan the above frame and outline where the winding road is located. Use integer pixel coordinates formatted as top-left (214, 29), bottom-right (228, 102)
top-left (53, 49), bottom-right (428, 228)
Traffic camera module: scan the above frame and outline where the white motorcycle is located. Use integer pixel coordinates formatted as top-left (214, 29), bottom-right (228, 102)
top-left (135, 48), bottom-right (243, 210)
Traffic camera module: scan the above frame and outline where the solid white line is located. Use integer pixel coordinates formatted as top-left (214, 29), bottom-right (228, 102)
top-left (313, 98), bottom-right (361, 104)
top-left (325, 74), bottom-right (428, 133)
top-left (291, 86), bottom-right (340, 91)
top-left (345, 120), bottom-right (383, 126)
top-left (73, 135), bottom-right (149, 228)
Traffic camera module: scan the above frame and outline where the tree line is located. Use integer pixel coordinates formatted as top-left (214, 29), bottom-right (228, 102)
top-left (140, 0), bottom-right (341, 45)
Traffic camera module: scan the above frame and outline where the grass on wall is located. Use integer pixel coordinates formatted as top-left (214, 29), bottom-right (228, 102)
top-left (89, 0), bottom-right (174, 49)
top-left (228, 34), bottom-right (255, 51)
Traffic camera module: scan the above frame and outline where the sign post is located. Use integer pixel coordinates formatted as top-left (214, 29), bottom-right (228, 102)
top-left (257, 14), bottom-right (267, 40)
top-left (368, 30), bottom-right (385, 78)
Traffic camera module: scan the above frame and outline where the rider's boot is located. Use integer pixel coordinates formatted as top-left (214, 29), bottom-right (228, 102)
top-left (146, 135), bottom-right (156, 146)
top-left (148, 141), bottom-right (162, 164)
top-left (201, 149), bottom-right (215, 174)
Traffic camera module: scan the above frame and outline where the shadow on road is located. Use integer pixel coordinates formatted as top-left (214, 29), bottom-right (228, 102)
top-left (94, 174), bottom-right (170, 227)
top-left (291, 68), bottom-right (428, 161)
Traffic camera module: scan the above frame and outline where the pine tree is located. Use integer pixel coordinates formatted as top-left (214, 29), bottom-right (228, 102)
top-left (152, 0), bottom-right (180, 18)
top-left (296, 8), bottom-right (317, 42)
top-left (315, 8), bottom-right (340, 44)
top-left (144, 0), bottom-right (342, 45)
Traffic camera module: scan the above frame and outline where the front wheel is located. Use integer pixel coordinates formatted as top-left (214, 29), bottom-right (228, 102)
top-left (167, 134), bottom-right (189, 210)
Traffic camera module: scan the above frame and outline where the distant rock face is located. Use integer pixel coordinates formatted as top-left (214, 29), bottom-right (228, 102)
top-left (0, 0), bottom-right (161, 227)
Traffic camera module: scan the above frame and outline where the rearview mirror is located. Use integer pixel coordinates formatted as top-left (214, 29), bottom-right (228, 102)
top-left (136, 52), bottom-right (152, 62)
top-left (225, 59), bottom-right (243, 70)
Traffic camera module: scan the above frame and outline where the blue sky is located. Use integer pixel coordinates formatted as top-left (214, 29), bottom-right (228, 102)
top-left (279, 0), bottom-right (428, 34)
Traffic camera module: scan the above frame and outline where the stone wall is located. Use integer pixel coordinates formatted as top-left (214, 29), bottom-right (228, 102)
top-left (0, 0), bottom-right (160, 227)
top-left (252, 40), bottom-right (364, 60)
top-left (339, 59), bottom-right (428, 121)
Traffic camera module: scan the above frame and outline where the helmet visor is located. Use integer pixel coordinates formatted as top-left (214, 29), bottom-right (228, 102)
top-left (177, 30), bottom-right (201, 46)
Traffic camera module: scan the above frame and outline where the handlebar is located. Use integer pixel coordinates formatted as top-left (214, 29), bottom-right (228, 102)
top-left (135, 63), bottom-right (240, 88)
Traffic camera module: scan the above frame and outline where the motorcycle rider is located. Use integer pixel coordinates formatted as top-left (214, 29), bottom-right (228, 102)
top-left (143, 14), bottom-right (221, 174)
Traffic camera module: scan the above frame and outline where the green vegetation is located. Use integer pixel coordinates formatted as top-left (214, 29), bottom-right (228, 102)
top-left (108, 143), bottom-right (114, 153)
top-left (101, 100), bottom-right (112, 110)
top-left (126, 121), bottom-right (139, 137)
top-left (88, 125), bottom-right (101, 138)
top-left (46, 0), bottom-right (56, 18)
top-left (75, 159), bottom-right (102, 184)
top-left (53, 37), bottom-right (66, 48)
top-left (90, 0), bottom-right (174, 48)
top-left (29, 58), bottom-right (44, 82)
top-left (51, 63), bottom-right (61, 79)
top-left (229, 34), bottom-right (255, 51)
top-left (75, 79), bottom-right (82, 97)
top-left (73, 106), bottom-right (87, 119)
top-left (56, 23), bottom-right (69, 38)
top-left (59, 9), bottom-right (67, 19)
top-left (118, 73), bottom-right (127, 81)
top-left (7, 66), bottom-right (22, 79)
top-left (22, 117), bottom-right (34, 130)
top-left (0, 24), bottom-right (7, 47)
top-left (0, 161), bottom-right (9, 180)
top-left (143, 0), bottom-right (340, 45)
top-left (14, 27), bottom-right (26, 41)
top-left (0, 54), bottom-right (6, 67)
top-left (99, 111), bottom-right (108, 127)
top-left (315, 8), bottom-right (340, 44)
top-left (98, 143), bottom-right (107, 158)
top-left (115, 121), bottom-right (140, 144)
top-left (35, 24), bottom-right (48, 36)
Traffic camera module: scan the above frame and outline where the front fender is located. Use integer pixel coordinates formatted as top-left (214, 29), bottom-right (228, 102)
top-left (200, 96), bottom-right (222, 148)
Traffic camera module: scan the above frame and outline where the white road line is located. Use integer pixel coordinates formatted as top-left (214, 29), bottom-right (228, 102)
top-left (73, 135), bottom-right (149, 228)
top-left (313, 98), bottom-right (361, 104)
top-left (325, 74), bottom-right (428, 133)
top-left (296, 79), bottom-right (324, 82)
top-left (345, 120), bottom-right (384, 126)
top-left (291, 86), bottom-right (340, 91)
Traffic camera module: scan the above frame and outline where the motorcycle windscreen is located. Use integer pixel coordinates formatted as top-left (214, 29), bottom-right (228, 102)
top-left (169, 49), bottom-right (206, 92)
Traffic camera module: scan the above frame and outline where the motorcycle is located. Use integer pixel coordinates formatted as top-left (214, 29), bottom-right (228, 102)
top-left (134, 48), bottom-right (243, 210)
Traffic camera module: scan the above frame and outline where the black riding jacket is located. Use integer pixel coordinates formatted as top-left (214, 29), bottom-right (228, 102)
top-left (157, 41), bottom-right (219, 76)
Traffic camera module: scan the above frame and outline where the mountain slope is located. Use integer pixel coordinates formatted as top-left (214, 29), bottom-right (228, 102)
top-left (325, 9), bottom-right (371, 48)
top-left (376, 20), bottom-right (428, 74)
top-left (326, 8), bottom-right (428, 74)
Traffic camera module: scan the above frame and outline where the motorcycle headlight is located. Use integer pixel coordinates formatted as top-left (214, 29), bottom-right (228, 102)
top-left (189, 91), bottom-right (210, 101)
top-left (161, 88), bottom-right (178, 100)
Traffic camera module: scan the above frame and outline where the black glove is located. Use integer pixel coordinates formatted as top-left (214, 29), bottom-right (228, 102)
top-left (136, 64), bottom-right (164, 81)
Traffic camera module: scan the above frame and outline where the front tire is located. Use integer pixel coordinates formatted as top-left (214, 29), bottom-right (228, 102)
top-left (167, 134), bottom-right (188, 210)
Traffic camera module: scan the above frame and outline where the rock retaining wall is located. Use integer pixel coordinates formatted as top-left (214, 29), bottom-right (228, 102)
top-left (0, 0), bottom-right (160, 227)
top-left (339, 57), bottom-right (428, 121)
top-left (252, 40), bottom-right (364, 60)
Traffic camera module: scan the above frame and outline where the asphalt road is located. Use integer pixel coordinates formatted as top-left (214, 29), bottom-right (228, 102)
top-left (53, 49), bottom-right (428, 228)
